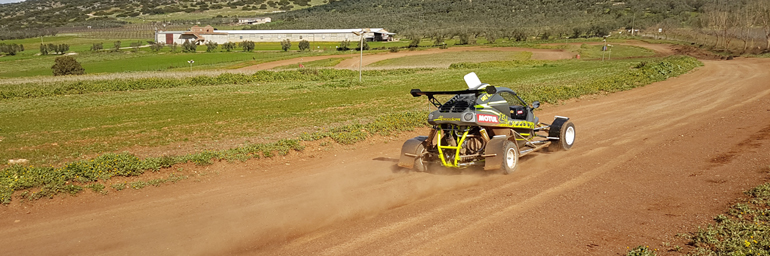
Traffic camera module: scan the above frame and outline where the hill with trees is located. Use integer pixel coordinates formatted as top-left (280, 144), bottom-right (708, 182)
top-left (250, 0), bottom-right (708, 39)
top-left (0, 0), bottom-right (323, 40)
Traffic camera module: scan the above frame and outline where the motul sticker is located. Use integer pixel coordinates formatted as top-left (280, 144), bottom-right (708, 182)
top-left (477, 114), bottom-right (499, 123)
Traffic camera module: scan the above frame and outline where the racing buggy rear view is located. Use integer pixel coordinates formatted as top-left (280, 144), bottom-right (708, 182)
top-left (398, 72), bottom-right (576, 174)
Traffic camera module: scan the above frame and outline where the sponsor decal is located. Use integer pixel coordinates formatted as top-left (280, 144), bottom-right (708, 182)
top-left (477, 114), bottom-right (499, 123)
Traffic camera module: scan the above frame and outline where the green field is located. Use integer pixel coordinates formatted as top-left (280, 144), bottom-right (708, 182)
top-left (273, 57), bottom-right (347, 69)
top-left (369, 51), bottom-right (532, 68)
top-left (0, 56), bottom-right (701, 165)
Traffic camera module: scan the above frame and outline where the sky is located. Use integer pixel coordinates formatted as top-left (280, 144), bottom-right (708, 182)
top-left (0, 0), bottom-right (25, 4)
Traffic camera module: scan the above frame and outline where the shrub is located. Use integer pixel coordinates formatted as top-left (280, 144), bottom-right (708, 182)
top-left (338, 40), bottom-right (350, 51)
top-left (298, 40), bottom-right (309, 51)
top-left (241, 40), bottom-right (255, 52)
top-left (113, 41), bottom-right (121, 52)
top-left (149, 42), bottom-right (165, 52)
top-left (389, 46), bottom-right (400, 53)
top-left (170, 42), bottom-right (178, 53)
top-left (281, 39), bottom-right (291, 51)
top-left (0, 43), bottom-right (22, 55)
top-left (222, 42), bottom-right (236, 52)
top-left (356, 39), bottom-right (369, 51)
top-left (205, 41), bottom-right (219, 52)
top-left (182, 40), bottom-right (197, 53)
top-left (51, 56), bottom-right (85, 76)
top-left (408, 38), bottom-right (420, 48)
top-left (90, 43), bottom-right (103, 52)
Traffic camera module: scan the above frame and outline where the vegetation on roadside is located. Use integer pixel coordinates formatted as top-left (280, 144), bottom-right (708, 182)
top-left (683, 183), bottom-right (770, 255)
top-left (0, 111), bottom-right (427, 204)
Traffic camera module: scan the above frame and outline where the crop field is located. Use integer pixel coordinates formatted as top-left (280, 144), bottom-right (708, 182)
top-left (368, 51), bottom-right (532, 68)
top-left (273, 57), bottom-right (347, 69)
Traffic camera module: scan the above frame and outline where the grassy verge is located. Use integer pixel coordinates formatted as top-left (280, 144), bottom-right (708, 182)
top-left (0, 55), bottom-right (702, 204)
top-left (0, 111), bottom-right (426, 204)
top-left (625, 181), bottom-right (770, 256)
top-left (684, 183), bottom-right (770, 255)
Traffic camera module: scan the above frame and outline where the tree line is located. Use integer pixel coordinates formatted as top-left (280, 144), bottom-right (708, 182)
top-left (253, 0), bottom-right (709, 41)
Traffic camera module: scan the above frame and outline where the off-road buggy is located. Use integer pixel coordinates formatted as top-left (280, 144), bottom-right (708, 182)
top-left (398, 73), bottom-right (575, 174)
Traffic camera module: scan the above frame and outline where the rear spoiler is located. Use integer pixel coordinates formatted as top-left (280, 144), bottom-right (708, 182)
top-left (410, 86), bottom-right (497, 98)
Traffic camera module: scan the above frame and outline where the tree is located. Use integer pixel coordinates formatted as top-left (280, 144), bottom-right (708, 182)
top-left (356, 39), bottom-right (369, 50)
top-left (281, 39), bottom-right (291, 51)
top-left (150, 42), bottom-right (165, 52)
top-left (40, 44), bottom-right (48, 55)
top-left (755, 0), bottom-right (770, 50)
top-left (298, 40), bottom-right (310, 51)
top-left (485, 30), bottom-right (498, 44)
top-left (338, 39), bottom-right (350, 51)
top-left (222, 42), bottom-right (236, 52)
top-left (241, 41), bottom-right (255, 52)
top-left (205, 41), bottom-right (219, 52)
top-left (91, 43), bottom-right (103, 52)
top-left (182, 39), bottom-right (197, 53)
top-left (408, 37), bottom-right (420, 48)
top-left (457, 33), bottom-right (475, 45)
top-left (113, 41), bottom-right (121, 52)
top-left (51, 56), bottom-right (85, 76)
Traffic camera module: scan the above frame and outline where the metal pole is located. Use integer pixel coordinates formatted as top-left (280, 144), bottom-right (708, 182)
top-left (602, 40), bottom-right (606, 61)
top-left (631, 13), bottom-right (635, 37)
top-left (359, 31), bottom-right (364, 82)
top-left (609, 45), bottom-right (612, 60)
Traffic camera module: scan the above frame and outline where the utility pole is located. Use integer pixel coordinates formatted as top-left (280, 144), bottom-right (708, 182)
top-left (353, 28), bottom-right (370, 82)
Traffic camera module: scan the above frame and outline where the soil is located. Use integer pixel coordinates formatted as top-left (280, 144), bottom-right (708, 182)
top-left (2, 51), bottom-right (770, 255)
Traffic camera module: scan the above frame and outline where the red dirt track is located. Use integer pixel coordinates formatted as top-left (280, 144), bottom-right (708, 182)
top-left (2, 57), bottom-right (770, 255)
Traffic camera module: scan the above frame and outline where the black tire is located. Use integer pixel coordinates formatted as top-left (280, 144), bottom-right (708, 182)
top-left (413, 144), bottom-right (428, 172)
top-left (501, 140), bottom-right (519, 175)
top-left (549, 121), bottom-right (575, 151)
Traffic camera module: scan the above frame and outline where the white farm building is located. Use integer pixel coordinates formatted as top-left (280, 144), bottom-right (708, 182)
top-left (155, 25), bottom-right (394, 45)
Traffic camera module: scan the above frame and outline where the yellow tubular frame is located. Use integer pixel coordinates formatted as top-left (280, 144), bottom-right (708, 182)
top-left (437, 127), bottom-right (470, 168)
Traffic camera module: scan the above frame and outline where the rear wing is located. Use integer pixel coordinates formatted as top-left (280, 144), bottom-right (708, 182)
top-left (410, 86), bottom-right (497, 98)
top-left (410, 86), bottom-right (497, 108)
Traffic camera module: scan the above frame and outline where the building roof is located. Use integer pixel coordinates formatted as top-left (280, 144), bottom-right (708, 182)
top-left (160, 28), bottom-right (389, 34)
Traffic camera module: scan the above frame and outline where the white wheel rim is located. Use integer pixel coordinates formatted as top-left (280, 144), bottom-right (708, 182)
top-left (506, 148), bottom-right (517, 168)
top-left (565, 126), bottom-right (575, 145)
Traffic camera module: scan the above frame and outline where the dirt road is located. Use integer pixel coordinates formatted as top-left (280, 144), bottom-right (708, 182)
top-left (2, 58), bottom-right (770, 255)
top-left (238, 46), bottom-right (574, 71)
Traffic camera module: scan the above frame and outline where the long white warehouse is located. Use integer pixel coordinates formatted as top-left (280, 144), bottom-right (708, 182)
top-left (155, 25), bottom-right (394, 45)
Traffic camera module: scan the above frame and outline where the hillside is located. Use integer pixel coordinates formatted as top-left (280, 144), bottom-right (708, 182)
top-left (252, 0), bottom-right (707, 38)
top-left (0, 0), bottom-right (324, 39)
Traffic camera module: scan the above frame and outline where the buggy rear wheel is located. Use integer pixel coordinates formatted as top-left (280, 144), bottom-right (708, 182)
top-left (413, 144), bottom-right (429, 172)
top-left (549, 121), bottom-right (575, 151)
top-left (501, 140), bottom-right (519, 175)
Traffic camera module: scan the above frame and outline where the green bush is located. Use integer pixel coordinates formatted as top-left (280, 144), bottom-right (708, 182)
top-left (626, 246), bottom-right (656, 256)
top-left (51, 56), bottom-right (85, 76)
top-left (241, 40), bottom-right (255, 52)
top-left (205, 41), bottom-right (218, 52)
top-left (281, 39), bottom-right (291, 52)
top-left (298, 40), bottom-right (310, 51)
top-left (182, 39), bottom-right (197, 53)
